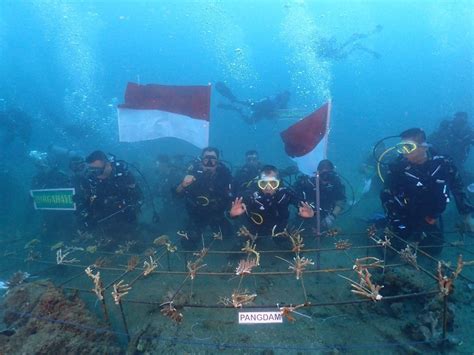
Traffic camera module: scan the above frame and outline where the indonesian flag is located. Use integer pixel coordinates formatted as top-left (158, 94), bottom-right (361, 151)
top-left (280, 101), bottom-right (331, 176)
top-left (118, 82), bottom-right (211, 148)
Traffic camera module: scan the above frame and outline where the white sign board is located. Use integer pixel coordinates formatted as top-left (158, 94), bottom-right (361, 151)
top-left (238, 311), bottom-right (283, 324)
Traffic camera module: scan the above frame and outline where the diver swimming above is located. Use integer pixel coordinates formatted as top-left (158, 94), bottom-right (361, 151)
top-left (316, 24), bottom-right (383, 60)
top-left (215, 82), bottom-right (291, 124)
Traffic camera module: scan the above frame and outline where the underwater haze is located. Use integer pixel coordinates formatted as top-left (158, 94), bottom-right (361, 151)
top-left (0, 0), bottom-right (473, 354)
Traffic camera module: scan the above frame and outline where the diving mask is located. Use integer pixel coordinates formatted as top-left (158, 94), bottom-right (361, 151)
top-left (467, 183), bottom-right (474, 194)
top-left (396, 141), bottom-right (418, 154)
top-left (29, 150), bottom-right (50, 169)
top-left (87, 165), bottom-right (106, 178)
top-left (396, 141), bottom-right (429, 154)
top-left (202, 154), bottom-right (218, 167)
top-left (29, 150), bottom-right (47, 160)
top-left (246, 154), bottom-right (258, 162)
top-left (319, 170), bottom-right (336, 181)
top-left (257, 176), bottom-right (280, 190)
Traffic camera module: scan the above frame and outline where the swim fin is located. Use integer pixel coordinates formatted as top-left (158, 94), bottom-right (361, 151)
top-left (215, 82), bottom-right (237, 103)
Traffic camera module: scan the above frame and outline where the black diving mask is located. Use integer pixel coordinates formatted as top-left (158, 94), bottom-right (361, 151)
top-left (202, 155), bottom-right (218, 167)
top-left (319, 171), bottom-right (336, 181)
top-left (87, 165), bottom-right (106, 178)
top-left (246, 155), bottom-right (258, 163)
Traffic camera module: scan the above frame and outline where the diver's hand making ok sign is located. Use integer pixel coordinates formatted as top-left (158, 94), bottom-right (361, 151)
top-left (298, 201), bottom-right (315, 218)
top-left (230, 197), bottom-right (247, 217)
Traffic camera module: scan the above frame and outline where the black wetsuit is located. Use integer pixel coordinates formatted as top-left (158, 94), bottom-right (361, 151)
top-left (215, 83), bottom-right (290, 124)
top-left (247, 92), bottom-right (290, 123)
top-left (31, 167), bottom-right (74, 238)
top-left (176, 162), bottom-right (233, 250)
top-left (76, 160), bottom-right (143, 231)
top-left (429, 121), bottom-right (474, 172)
top-left (293, 172), bottom-right (346, 220)
top-left (236, 183), bottom-right (301, 248)
top-left (380, 150), bottom-right (473, 254)
top-left (233, 163), bottom-right (262, 195)
top-left (31, 168), bottom-right (71, 189)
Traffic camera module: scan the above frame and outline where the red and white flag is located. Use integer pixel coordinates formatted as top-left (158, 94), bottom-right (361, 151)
top-left (118, 82), bottom-right (211, 148)
top-left (280, 101), bottom-right (331, 176)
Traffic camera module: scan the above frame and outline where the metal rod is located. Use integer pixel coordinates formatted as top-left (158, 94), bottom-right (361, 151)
top-left (118, 301), bottom-right (130, 343)
top-left (442, 293), bottom-right (448, 347)
top-left (18, 257), bottom-right (405, 277)
top-left (315, 171), bottom-right (321, 270)
top-left (100, 296), bottom-right (111, 326)
top-left (129, 272), bottom-right (143, 287)
top-left (382, 245), bottom-right (387, 277)
top-left (170, 275), bottom-right (190, 302)
top-left (390, 233), bottom-right (474, 283)
top-left (105, 270), bottom-right (130, 290)
top-left (122, 289), bottom-right (439, 309)
top-left (97, 205), bottom-right (131, 224)
top-left (58, 270), bottom-right (85, 287)
top-left (300, 276), bottom-right (308, 302)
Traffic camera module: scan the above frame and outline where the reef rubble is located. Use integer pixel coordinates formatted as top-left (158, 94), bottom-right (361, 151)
top-left (0, 280), bottom-right (121, 354)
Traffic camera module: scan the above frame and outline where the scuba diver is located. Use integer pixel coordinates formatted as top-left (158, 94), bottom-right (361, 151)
top-left (215, 82), bottom-right (291, 124)
top-left (29, 149), bottom-right (75, 239)
top-left (233, 150), bottom-right (263, 195)
top-left (229, 165), bottom-right (314, 248)
top-left (316, 25), bottom-right (383, 61)
top-left (47, 145), bottom-right (84, 169)
top-left (429, 112), bottom-right (474, 175)
top-left (29, 150), bottom-right (71, 189)
top-left (293, 159), bottom-right (347, 230)
top-left (76, 151), bottom-right (143, 236)
top-left (45, 145), bottom-right (88, 201)
top-left (174, 147), bottom-right (233, 250)
top-left (379, 128), bottom-right (474, 256)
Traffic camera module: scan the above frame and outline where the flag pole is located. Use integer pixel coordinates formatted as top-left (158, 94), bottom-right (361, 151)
top-left (314, 99), bottom-right (332, 270)
top-left (315, 170), bottom-right (321, 270)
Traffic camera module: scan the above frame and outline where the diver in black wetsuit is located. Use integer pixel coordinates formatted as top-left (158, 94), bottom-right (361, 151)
top-left (229, 165), bottom-right (314, 248)
top-left (293, 159), bottom-right (347, 230)
top-left (76, 151), bottom-right (143, 234)
top-left (215, 82), bottom-right (291, 124)
top-left (316, 25), bottom-right (382, 60)
top-left (429, 112), bottom-right (474, 175)
top-left (174, 147), bottom-right (233, 250)
top-left (380, 128), bottom-right (474, 255)
top-left (233, 150), bottom-right (263, 195)
top-left (29, 150), bottom-right (71, 189)
top-left (29, 149), bottom-right (74, 238)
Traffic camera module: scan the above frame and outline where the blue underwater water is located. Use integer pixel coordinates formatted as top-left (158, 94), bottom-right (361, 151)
top-left (0, 0), bottom-right (473, 353)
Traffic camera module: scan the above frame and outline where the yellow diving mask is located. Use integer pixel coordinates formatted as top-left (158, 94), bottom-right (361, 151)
top-left (257, 176), bottom-right (280, 190)
top-left (396, 141), bottom-right (418, 154)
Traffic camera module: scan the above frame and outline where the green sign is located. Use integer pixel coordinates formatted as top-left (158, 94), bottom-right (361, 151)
top-left (30, 188), bottom-right (76, 211)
